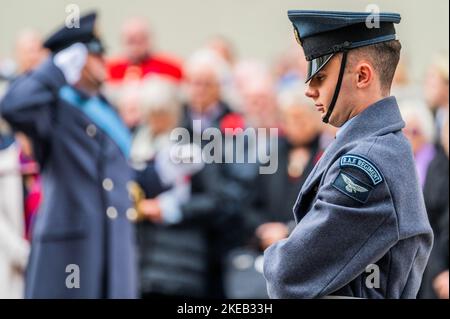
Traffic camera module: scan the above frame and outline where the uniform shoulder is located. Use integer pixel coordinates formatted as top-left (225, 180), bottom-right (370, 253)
top-left (344, 131), bottom-right (411, 164)
top-left (339, 132), bottom-right (413, 186)
top-left (366, 132), bottom-right (413, 167)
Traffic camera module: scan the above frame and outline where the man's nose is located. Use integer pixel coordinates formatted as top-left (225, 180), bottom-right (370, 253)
top-left (305, 85), bottom-right (318, 99)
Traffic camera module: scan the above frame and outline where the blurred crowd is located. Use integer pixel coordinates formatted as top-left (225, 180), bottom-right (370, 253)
top-left (0, 16), bottom-right (448, 299)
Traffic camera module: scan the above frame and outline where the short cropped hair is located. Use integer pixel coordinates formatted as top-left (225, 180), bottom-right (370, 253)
top-left (349, 40), bottom-right (402, 94)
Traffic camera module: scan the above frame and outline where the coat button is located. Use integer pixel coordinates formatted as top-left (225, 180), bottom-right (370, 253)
top-left (126, 208), bottom-right (138, 221)
top-left (102, 178), bottom-right (114, 191)
top-left (106, 206), bottom-right (118, 219)
top-left (86, 124), bottom-right (97, 137)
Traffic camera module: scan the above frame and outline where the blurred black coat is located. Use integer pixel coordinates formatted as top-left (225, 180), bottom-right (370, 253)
top-left (432, 208), bottom-right (449, 277)
top-left (423, 147), bottom-right (449, 233)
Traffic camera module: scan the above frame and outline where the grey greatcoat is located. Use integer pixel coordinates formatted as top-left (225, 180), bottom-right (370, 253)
top-left (264, 96), bottom-right (433, 299)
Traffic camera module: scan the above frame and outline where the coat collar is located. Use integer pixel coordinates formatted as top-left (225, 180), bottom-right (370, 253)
top-left (335, 96), bottom-right (405, 146)
top-left (301, 96), bottom-right (404, 192)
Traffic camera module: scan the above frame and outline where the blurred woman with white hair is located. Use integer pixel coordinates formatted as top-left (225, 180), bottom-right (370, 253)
top-left (130, 76), bottom-right (181, 162)
top-left (400, 99), bottom-right (448, 228)
top-left (401, 100), bottom-right (450, 298)
top-left (130, 76), bottom-right (215, 299)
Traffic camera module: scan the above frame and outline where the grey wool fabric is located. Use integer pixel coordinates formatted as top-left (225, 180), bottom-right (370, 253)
top-left (263, 96), bottom-right (433, 299)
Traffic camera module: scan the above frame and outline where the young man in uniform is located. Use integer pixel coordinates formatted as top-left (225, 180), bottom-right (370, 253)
top-left (263, 10), bottom-right (433, 299)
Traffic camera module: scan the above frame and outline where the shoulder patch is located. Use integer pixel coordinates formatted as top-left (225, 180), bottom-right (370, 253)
top-left (340, 154), bottom-right (384, 186)
top-left (332, 171), bottom-right (373, 203)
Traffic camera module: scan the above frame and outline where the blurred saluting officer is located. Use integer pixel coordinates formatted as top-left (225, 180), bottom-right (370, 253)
top-left (263, 10), bottom-right (433, 298)
top-left (0, 12), bottom-right (137, 298)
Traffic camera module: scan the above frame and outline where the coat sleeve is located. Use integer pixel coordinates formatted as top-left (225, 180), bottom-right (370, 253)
top-left (180, 163), bottom-right (226, 223)
top-left (263, 156), bottom-right (399, 298)
top-left (134, 162), bottom-right (169, 198)
top-left (0, 74), bottom-right (56, 164)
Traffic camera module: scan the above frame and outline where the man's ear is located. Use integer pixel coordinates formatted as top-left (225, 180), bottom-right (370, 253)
top-left (355, 62), bottom-right (374, 89)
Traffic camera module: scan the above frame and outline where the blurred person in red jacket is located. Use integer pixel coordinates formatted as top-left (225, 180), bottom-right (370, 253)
top-left (107, 17), bottom-right (182, 84)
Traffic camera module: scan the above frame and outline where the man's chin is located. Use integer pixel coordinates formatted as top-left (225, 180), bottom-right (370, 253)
top-left (315, 106), bottom-right (326, 115)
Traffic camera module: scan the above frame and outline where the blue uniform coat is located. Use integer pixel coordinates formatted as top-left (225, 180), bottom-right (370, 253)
top-left (0, 58), bottom-right (137, 298)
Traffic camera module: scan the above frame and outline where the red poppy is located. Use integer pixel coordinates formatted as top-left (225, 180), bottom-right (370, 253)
top-left (220, 113), bottom-right (246, 135)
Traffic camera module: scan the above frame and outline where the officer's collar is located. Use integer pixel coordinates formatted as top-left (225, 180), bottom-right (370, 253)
top-left (300, 96), bottom-right (404, 193)
top-left (335, 96), bottom-right (404, 144)
top-left (336, 115), bottom-right (358, 139)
